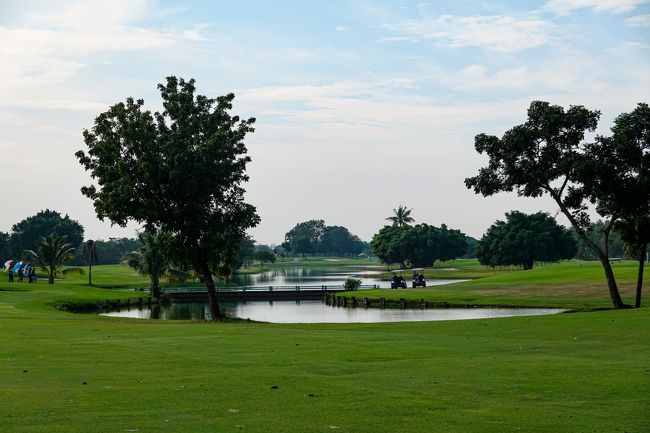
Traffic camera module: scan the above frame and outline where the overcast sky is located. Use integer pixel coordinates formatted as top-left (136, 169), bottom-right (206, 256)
top-left (1, 0), bottom-right (649, 244)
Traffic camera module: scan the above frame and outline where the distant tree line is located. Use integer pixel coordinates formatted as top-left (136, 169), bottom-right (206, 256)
top-left (570, 221), bottom-right (626, 260)
top-left (233, 235), bottom-right (277, 269)
top-left (281, 220), bottom-right (369, 257)
top-left (1, 210), bottom-right (84, 260)
top-left (70, 238), bottom-right (139, 266)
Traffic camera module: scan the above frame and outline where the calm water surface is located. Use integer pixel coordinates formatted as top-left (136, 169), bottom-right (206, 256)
top-left (230, 266), bottom-right (464, 289)
top-left (102, 301), bottom-right (566, 323)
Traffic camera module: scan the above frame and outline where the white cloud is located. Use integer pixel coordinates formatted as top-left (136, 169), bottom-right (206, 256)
top-left (378, 36), bottom-right (420, 43)
top-left (543, 0), bottom-right (650, 15)
top-left (447, 40), bottom-right (650, 97)
top-left (604, 41), bottom-right (650, 53)
top-left (625, 14), bottom-right (650, 26)
top-left (7, 99), bottom-right (109, 111)
top-left (26, 0), bottom-right (151, 29)
top-left (0, 0), bottom-right (209, 94)
top-left (382, 15), bottom-right (553, 53)
top-left (453, 63), bottom-right (583, 93)
top-left (182, 23), bottom-right (212, 41)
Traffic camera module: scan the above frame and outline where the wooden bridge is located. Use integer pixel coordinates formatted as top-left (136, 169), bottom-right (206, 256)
top-left (160, 284), bottom-right (380, 301)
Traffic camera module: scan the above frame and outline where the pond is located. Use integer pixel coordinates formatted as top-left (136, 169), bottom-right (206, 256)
top-left (101, 301), bottom-right (566, 323)
top-left (230, 266), bottom-right (463, 289)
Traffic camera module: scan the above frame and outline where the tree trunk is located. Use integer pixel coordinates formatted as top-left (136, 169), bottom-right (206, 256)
top-left (552, 197), bottom-right (626, 308)
top-left (88, 263), bottom-right (93, 285)
top-left (48, 268), bottom-right (54, 284)
top-left (598, 252), bottom-right (625, 308)
top-left (198, 260), bottom-right (222, 321)
top-left (636, 243), bottom-right (647, 308)
top-left (150, 278), bottom-right (160, 299)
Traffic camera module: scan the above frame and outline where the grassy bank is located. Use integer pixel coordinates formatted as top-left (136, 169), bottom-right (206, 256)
top-left (377, 258), bottom-right (514, 280)
top-left (367, 260), bottom-right (648, 309)
top-left (0, 263), bottom-right (648, 432)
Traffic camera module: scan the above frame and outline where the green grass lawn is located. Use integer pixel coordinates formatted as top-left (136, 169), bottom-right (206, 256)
top-left (0, 263), bottom-right (649, 432)
top-left (377, 258), bottom-right (514, 279)
top-left (368, 259), bottom-right (648, 309)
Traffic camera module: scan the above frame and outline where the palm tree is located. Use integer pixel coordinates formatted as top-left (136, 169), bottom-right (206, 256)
top-left (82, 239), bottom-right (98, 286)
top-left (122, 230), bottom-right (172, 298)
top-left (386, 205), bottom-right (415, 227)
top-left (24, 233), bottom-right (78, 284)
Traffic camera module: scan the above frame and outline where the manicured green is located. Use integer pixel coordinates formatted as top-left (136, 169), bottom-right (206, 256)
top-left (372, 259), bottom-right (648, 309)
top-left (0, 263), bottom-right (648, 432)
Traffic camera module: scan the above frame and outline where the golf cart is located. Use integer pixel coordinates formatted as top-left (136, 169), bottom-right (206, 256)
top-left (390, 270), bottom-right (407, 289)
top-left (411, 268), bottom-right (426, 288)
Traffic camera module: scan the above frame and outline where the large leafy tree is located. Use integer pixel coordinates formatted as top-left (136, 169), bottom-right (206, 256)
top-left (24, 233), bottom-right (78, 284)
top-left (122, 231), bottom-right (172, 298)
top-left (11, 210), bottom-right (84, 257)
top-left (233, 235), bottom-right (256, 270)
top-left (283, 220), bottom-right (326, 256)
top-left (371, 225), bottom-right (410, 269)
top-left (320, 225), bottom-right (365, 256)
top-left (436, 225), bottom-right (469, 262)
top-left (583, 103), bottom-right (650, 307)
top-left (386, 205), bottom-right (414, 227)
top-left (477, 211), bottom-right (576, 270)
top-left (76, 76), bottom-right (260, 320)
top-left (254, 250), bottom-right (276, 269)
top-left (465, 101), bottom-right (628, 308)
top-left (0, 232), bottom-right (11, 260)
top-left (371, 224), bottom-right (466, 268)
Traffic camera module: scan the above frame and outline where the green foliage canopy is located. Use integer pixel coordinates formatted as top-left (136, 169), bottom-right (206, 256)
top-left (233, 235), bottom-right (256, 270)
top-left (477, 211), bottom-right (576, 270)
top-left (11, 210), bottom-right (84, 258)
top-left (371, 225), bottom-right (409, 268)
top-left (0, 232), bottom-right (11, 260)
top-left (122, 230), bottom-right (173, 298)
top-left (584, 103), bottom-right (650, 307)
top-left (371, 224), bottom-right (467, 268)
top-left (283, 221), bottom-right (366, 257)
top-left (571, 222), bottom-right (626, 260)
top-left (464, 100), bottom-right (626, 308)
top-left (24, 233), bottom-right (78, 284)
top-left (283, 220), bottom-right (326, 256)
top-left (71, 238), bottom-right (139, 266)
top-left (76, 76), bottom-right (260, 319)
top-left (254, 250), bottom-right (276, 267)
top-left (386, 205), bottom-right (414, 227)
top-left (320, 225), bottom-right (365, 256)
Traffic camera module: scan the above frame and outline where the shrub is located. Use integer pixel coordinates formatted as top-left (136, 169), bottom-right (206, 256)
top-left (344, 278), bottom-right (361, 291)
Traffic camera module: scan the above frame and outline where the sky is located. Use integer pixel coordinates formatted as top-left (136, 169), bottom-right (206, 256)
top-left (1, 0), bottom-right (649, 245)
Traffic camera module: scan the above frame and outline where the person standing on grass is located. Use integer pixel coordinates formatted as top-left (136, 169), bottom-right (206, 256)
top-left (17, 266), bottom-right (24, 283)
top-left (8, 268), bottom-right (13, 282)
top-left (29, 267), bottom-right (36, 283)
